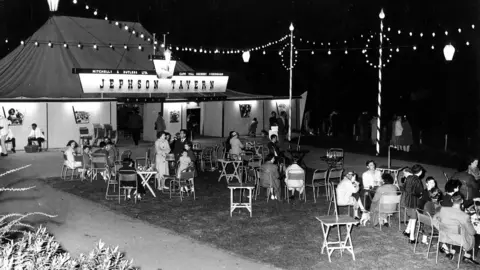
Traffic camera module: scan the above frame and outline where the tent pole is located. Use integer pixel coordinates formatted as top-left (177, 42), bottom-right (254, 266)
top-left (46, 103), bottom-right (49, 150)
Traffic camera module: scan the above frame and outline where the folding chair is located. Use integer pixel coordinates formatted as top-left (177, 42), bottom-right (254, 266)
top-left (306, 168), bottom-right (329, 203)
top-left (201, 146), bottom-right (215, 171)
top-left (435, 222), bottom-right (473, 268)
top-left (327, 182), bottom-right (351, 216)
top-left (118, 150), bottom-right (132, 164)
top-left (91, 154), bottom-right (109, 181)
top-left (61, 153), bottom-right (83, 180)
top-left (255, 167), bottom-right (274, 201)
top-left (169, 168), bottom-right (196, 201)
top-left (377, 191), bottom-right (402, 231)
top-left (135, 149), bottom-right (151, 168)
top-left (327, 168), bottom-right (344, 186)
top-left (118, 172), bottom-right (138, 204)
top-left (284, 170), bottom-right (306, 203)
top-left (414, 210), bottom-right (439, 258)
top-left (105, 165), bottom-right (120, 200)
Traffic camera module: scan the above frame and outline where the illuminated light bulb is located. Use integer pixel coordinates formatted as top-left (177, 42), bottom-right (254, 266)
top-left (147, 38), bottom-right (151, 42)
top-left (263, 50), bottom-right (266, 55)
top-left (466, 41), bottom-right (470, 46)
top-left (93, 44), bottom-right (98, 50)
top-left (387, 27), bottom-right (391, 31)
top-left (124, 25), bottom-right (130, 31)
top-left (160, 43), bottom-right (165, 48)
top-left (387, 59), bottom-right (390, 63)
top-left (105, 16), bottom-right (108, 20)
top-left (373, 65), bottom-right (377, 68)
top-left (327, 50), bottom-right (331, 55)
top-left (413, 46), bottom-right (417, 50)
top-left (409, 32), bottom-right (412, 36)
top-left (295, 50), bottom-right (298, 54)
top-left (344, 50), bottom-right (348, 54)
top-left (431, 45), bottom-right (435, 50)
top-left (432, 32), bottom-right (436, 37)
top-left (188, 48), bottom-right (192, 51)
top-left (383, 64), bottom-right (386, 67)
top-left (77, 43), bottom-right (82, 48)
top-left (20, 41), bottom-right (24, 45)
top-left (94, 10), bottom-right (98, 16)
top-left (109, 44), bottom-right (113, 48)
top-left (390, 48), bottom-right (393, 51)
top-left (176, 47), bottom-right (180, 50)
top-left (154, 41), bottom-right (158, 45)
top-left (199, 48), bottom-right (203, 53)
top-left (138, 45), bottom-right (142, 50)
top-left (73, 0), bottom-right (77, 3)
top-left (445, 31), bottom-right (448, 36)
top-left (472, 24), bottom-right (475, 29)
top-left (85, 5), bottom-right (89, 10)
top-left (396, 47), bottom-right (399, 52)
top-left (124, 45), bottom-right (128, 49)
top-left (398, 30), bottom-right (401, 34)
top-left (48, 41), bottom-right (52, 47)
top-left (140, 34), bottom-right (144, 38)
top-left (63, 42), bottom-right (67, 48)
top-left (311, 51), bottom-right (314, 55)
top-left (420, 33), bottom-right (423, 37)
top-left (458, 28), bottom-right (462, 33)
top-left (4, 39), bottom-right (7, 43)
top-left (132, 30), bottom-right (136, 35)
top-left (48, 0), bottom-right (59, 11)
top-left (366, 60), bottom-right (369, 63)
top-left (194, 49), bottom-right (197, 53)
top-left (34, 42), bottom-right (38, 46)
top-left (360, 35), bottom-right (363, 38)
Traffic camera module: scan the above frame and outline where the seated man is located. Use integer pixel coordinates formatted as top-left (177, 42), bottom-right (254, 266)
top-left (361, 160), bottom-right (382, 210)
top-left (336, 171), bottom-right (365, 219)
top-left (284, 159), bottom-right (305, 199)
top-left (259, 154), bottom-right (281, 200)
top-left (452, 168), bottom-right (480, 208)
top-left (4, 127), bottom-right (16, 153)
top-left (27, 123), bottom-right (46, 150)
top-left (369, 173), bottom-right (399, 227)
top-left (434, 194), bottom-right (479, 265)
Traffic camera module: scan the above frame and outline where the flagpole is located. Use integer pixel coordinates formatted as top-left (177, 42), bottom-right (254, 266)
top-left (376, 9), bottom-right (385, 156)
top-left (288, 23), bottom-right (294, 142)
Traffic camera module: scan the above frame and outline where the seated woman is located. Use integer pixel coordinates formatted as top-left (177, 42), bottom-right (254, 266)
top-left (229, 131), bottom-right (244, 158)
top-left (184, 142), bottom-right (197, 176)
top-left (64, 140), bottom-right (82, 169)
top-left (336, 171), bottom-right (365, 219)
top-left (467, 157), bottom-right (480, 180)
top-left (259, 154), bottom-right (281, 200)
top-left (118, 158), bottom-right (146, 200)
top-left (369, 173), bottom-right (399, 227)
top-left (418, 176), bottom-right (442, 244)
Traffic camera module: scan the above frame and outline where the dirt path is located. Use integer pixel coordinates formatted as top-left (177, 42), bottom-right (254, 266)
top-left (0, 152), bottom-right (278, 270)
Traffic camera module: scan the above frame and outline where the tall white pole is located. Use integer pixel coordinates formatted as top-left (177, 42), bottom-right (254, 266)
top-left (288, 23), bottom-right (294, 142)
top-left (153, 33), bottom-right (156, 55)
top-left (377, 9), bottom-right (385, 156)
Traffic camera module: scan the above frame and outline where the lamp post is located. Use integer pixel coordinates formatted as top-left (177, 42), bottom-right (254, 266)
top-left (443, 44), bottom-right (455, 151)
top-left (376, 8), bottom-right (385, 156)
top-left (288, 23), bottom-right (294, 142)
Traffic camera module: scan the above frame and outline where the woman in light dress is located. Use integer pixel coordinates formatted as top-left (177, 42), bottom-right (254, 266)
top-left (229, 131), bottom-right (244, 157)
top-left (64, 140), bottom-right (81, 169)
top-left (155, 131), bottom-right (171, 190)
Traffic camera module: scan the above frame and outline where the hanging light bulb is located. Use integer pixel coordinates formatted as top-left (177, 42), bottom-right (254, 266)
top-left (458, 28), bottom-right (462, 33)
top-left (34, 42), bottom-right (39, 47)
top-left (199, 48), bottom-right (203, 53)
top-left (263, 50), bottom-right (266, 55)
top-left (94, 10), bottom-right (98, 16)
top-left (105, 16), bottom-right (108, 20)
top-left (93, 44), bottom-right (98, 50)
top-left (48, 41), bottom-right (52, 47)
top-left (115, 21), bottom-right (119, 26)
top-left (109, 44), bottom-right (113, 49)
top-left (73, 0), bottom-right (77, 3)
top-left (431, 45), bottom-right (435, 50)
top-left (420, 33), bottom-right (423, 37)
top-left (396, 47), bottom-right (399, 52)
top-left (466, 41), bottom-right (470, 46)
top-left (124, 45), bottom-right (128, 50)
top-left (138, 45), bottom-right (142, 50)
top-left (443, 44), bottom-right (455, 61)
top-left (20, 41), bottom-right (24, 45)
top-left (311, 51), bottom-right (314, 55)
top-left (140, 34), bottom-right (144, 39)
top-left (242, 51), bottom-right (250, 63)
top-left (397, 30), bottom-right (401, 34)
top-left (47, 0), bottom-right (59, 12)
top-left (327, 50), bottom-right (331, 55)
top-left (63, 42), bottom-right (68, 48)
top-left (124, 25), bottom-right (129, 30)
top-left (387, 27), bottom-right (391, 31)
top-left (4, 39), bottom-right (7, 43)
top-left (472, 24), bottom-right (475, 29)
top-left (85, 5), bottom-right (89, 10)
top-left (344, 50), bottom-right (348, 54)
top-left (445, 31), bottom-right (448, 36)
top-left (432, 32), bottom-right (436, 37)
top-left (413, 46), bottom-right (417, 50)
top-left (147, 38), bottom-right (151, 42)
top-left (194, 49), bottom-right (197, 53)
top-left (409, 32), bottom-right (412, 36)
top-left (154, 46), bottom-right (157, 50)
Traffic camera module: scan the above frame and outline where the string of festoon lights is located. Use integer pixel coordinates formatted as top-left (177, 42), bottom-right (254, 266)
top-left (279, 40), bottom-right (298, 70)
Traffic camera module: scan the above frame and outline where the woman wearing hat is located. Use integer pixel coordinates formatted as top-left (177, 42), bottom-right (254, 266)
top-left (401, 165), bottom-right (425, 243)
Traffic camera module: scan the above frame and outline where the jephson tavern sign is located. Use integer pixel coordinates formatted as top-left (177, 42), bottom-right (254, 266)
top-left (73, 68), bottom-right (229, 93)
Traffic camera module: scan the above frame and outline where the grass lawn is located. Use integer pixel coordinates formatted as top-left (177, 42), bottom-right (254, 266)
top-left (43, 169), bottom-right (478, 270)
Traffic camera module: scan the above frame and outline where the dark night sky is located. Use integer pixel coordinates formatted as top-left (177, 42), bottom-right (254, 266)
top-left (0, 0), bottom-right (479, 135)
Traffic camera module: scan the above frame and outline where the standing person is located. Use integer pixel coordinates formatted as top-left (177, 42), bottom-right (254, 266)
top-left (401, 165), bottom-right (425, 243)
top-left (154, 112), bottom-right (166, 134)
top-left (399, 115), bottom-right (413, 152)
top-left (128, 110), bottom-right (143, 146)
top-left (173, 129), bottom-right (189, 160)
top-left (370, 116), bottom-right (378, 145)
top-left (269, 111), bottom-right (278, 129)
top-left (155, 131), bottom-right (171, 190)
top-left (0, 115), bottom-right (9, 156)
top-left (249, 118), bottom-right (258, 137)
top-left (27, 123), bottom-right (46, 151)
top-left (393, 116), bottom-right (403, 149)
top-left (4, 125), bottom-right (16, 153)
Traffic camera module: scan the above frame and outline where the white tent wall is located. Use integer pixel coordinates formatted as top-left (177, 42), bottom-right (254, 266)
top-left (0, 101), bottom-right (117, 150)
top-left (223, 100), bottom-right (265, 136)
top-left (143, 103), bottom-right (163, 142)
top-left (203, 101), bottom-right (223, 137)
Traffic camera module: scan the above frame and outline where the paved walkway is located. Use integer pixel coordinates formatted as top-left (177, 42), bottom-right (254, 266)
top-left (0, 137), bottom-right (455, 269)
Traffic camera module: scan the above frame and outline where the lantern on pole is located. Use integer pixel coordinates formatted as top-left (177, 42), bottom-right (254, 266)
top-left (47, 0), bottom-right (59, 12)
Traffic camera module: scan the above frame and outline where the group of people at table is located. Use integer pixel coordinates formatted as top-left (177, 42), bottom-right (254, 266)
top-left (336, 158), bottom-right (480, 265)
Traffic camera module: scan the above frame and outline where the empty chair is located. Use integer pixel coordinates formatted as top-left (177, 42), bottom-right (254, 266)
top-left (327, 168), bottom-right (344, 186)
top-left (306, 168), bottom-right (329, 203)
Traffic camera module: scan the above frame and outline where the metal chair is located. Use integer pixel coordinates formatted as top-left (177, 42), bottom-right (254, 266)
top-left (327, 168), bottom-right (344, 186)
top-left (306, 168), bottom-right (329, 203)
top-left (435, 222), bottom-right (472, 268)
top-left (284, 170), bottom-right (306, 203)
top-left (377, 191), bottom-right (402, 231)
top-left (169, 167), bottom-right (196, 201)
top-left (414, 210), bottom-right (439, 258)
top-left (61, 153), bottom-right (82, 180)
top-left (327, 182), bottom-right (351, 216)
top-left (105, 165), bottom-right (120, 200)
top-left (91, 154), bottom-right (109, 181)
top-left (118, 172), bottom-right (138, 204)
top-left (255, 167), bottom-right (274, 201)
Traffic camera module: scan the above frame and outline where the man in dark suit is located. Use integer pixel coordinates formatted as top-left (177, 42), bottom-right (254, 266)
top-left (173, 129), bottom-right (189, 160)
top-left (451, 169), bottom-right (480, 208)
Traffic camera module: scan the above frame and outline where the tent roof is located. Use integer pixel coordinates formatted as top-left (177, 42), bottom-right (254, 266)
top-left (0, 16), bottom-right (193, 99)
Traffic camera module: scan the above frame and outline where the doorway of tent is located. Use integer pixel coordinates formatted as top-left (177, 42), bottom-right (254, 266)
top-left (186, 108), bottom-right (201, 140)
top-left (117, 103), bottom-right (144, 144)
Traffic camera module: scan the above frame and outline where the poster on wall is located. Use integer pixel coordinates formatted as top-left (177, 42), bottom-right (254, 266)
top-left (170, 111), bottom-right (180, 123)
top-left (239, 104), bottom-right (251, 118)
top-left (3, 107), bottom-right (24, 125)
top-left (72, 106), bottom-right (90, 124)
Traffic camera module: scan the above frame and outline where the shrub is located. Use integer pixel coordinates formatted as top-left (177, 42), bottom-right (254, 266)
top-left (0, 165), bottom-right (138, 269)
